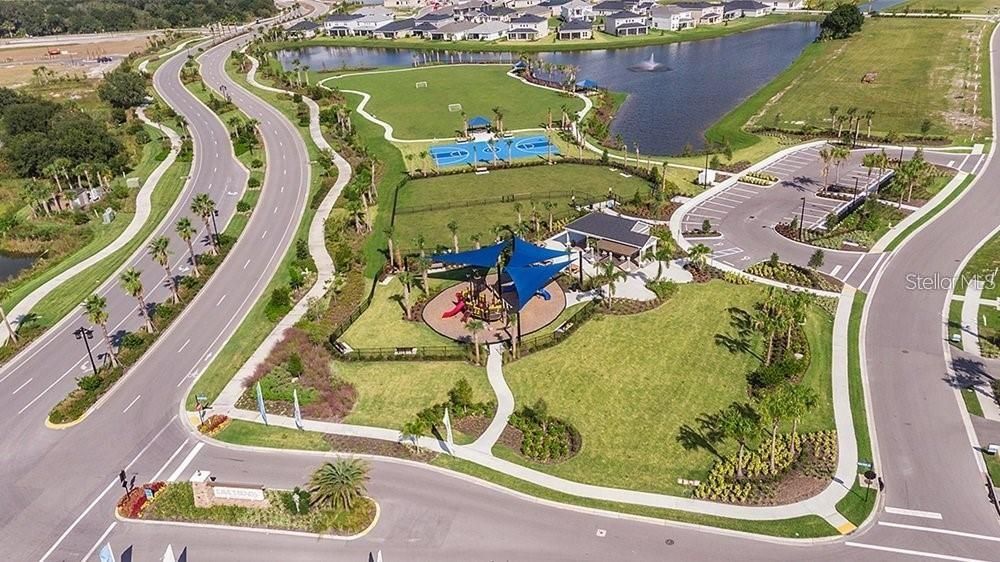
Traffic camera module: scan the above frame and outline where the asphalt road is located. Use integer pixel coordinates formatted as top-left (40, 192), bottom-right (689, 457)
top-left (5, 4), bottom-right (1000, 561)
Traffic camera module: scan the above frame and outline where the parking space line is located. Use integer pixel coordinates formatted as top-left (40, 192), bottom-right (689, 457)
top-left (830, 265), bottom-right (842, 277)
top-left (857, 253), bottom-right (887, 290)
top-left (842, 253), bottom-right (866, 281)
top-left (885, 506), bottom-right (944, 520)
top-left (845, 542), bottom-right (983, 562)
top-left (878, 521), bottom-right (1000, 542)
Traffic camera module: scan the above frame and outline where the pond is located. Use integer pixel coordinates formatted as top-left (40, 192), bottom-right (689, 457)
top-left (277, 21), bottom-right (819, 155)
top-left (0, 253), bottom-right (35, 283)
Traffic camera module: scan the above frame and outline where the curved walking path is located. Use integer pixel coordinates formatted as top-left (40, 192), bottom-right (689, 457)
top-left (469, 344), bottom-right (513, 454)
top-left (212, 51), bottom-right (352, 411)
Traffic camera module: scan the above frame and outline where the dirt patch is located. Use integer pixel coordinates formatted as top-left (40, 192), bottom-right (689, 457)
top-left (0, 36), bottom-right (154, 86)
top-left (323, 433), bottom-right (439, 463)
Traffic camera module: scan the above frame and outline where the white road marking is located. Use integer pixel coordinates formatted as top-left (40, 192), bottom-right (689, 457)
top-left (244, 258), bottom-right (252, 270)
top-left (11, 377), bottom-right (32, 395)
top-left (78, 522), bottom-right (117, 562)
top-left (122, 394), bottom-right (142, 414)
top-left (261, 229), bottom-right (268, 239)
top-left (595, 529), bottom-right (607, 537)
top-left (178, 338), bottom-right (190, 353)
top-left (842, 252), bottom-right (866, 282)
top-left (885, 506), bottom-right (944, 520)
top-left (845, 542), bottom-right (984, 562)
top-left (878, 521), bottom-right (1000, 542)
top-left (217, 294), bottom-right (227, 306)
top-left (18, 363), bottom-right (78, 414)
top-left (167, 442), bottom-right (204, 482)
top-left (280, 185), bottom-right (284, 193)
top-left (830, 265), bottom-right (842, 277)
top-left (151, 440), bottom-right (189, 481)
top-left (273, 206), bottom-right (278, 214)
top-left (857, 253), bottom-right (887, 290)
top-left (40, 416), bottom-right (177, 562)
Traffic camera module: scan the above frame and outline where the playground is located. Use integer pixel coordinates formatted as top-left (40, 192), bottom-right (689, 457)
top-left (429, 135), bottom-right (560, 167)
top-left (422, 237), bottom-right (571, 343)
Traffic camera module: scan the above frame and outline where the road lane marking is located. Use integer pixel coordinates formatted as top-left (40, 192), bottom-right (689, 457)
top-left (78, 522), bottom-right (117, 562)
top-left (151, 440), bottom-right (189, 481)
top-left (40, 416), bottom-right (177, 562)
top-left (846, 542), bottom-right (983, 562)
top-left (167, 442), bottom-right (204, 482)
top-left (830, 264), bottom-right (842, 277)
top-left (842, 253), bottom-right (866, 282)
top-left (885, 506), bottom-right (944, 520)
top-left (273, 206), bottom-right (279, 214)
top-left (261, 229), bottom-right (268, 239)
top-left (216, 294), bottom-right (227, 306)
top-left (11, 377), bottom-right (32, 394)
top-left (18, 363), bottom-right (78, 414)
top-left (178, 338), bottom-right (190, 353)
top-left (878, 521), bottom-right (1000, 541)
top-left (857, 253), bottom-right (887, 290)
top-left (244, 258), bottom-right (252, 270)
top-left (122, 394), bottom-right (141, 414)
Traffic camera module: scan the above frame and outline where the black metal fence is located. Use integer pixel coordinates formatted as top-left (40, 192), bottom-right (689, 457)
top-left (503, 299), bottom-right (600, 361)
top-left (335, 344), bottom-right (472, 362)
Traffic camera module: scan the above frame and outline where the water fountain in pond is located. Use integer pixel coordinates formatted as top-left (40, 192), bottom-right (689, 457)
top-left (629, 53), bottom-right (670, 72)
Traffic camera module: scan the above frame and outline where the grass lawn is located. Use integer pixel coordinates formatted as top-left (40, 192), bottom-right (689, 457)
top-left (986, 453), bottom-right (1000, 487)
top-left (503, 281), bottom-right (835, 496)
top-left (325, 65), bottom-right (584, 139)
top-left (215, 419), bottom-right (331, 451)
top-left (884, 173), bottom-right (976, 252)
top-left (961, 228), bottom-right (1000, 301)
top-left (340, 276), bottom-right (453, 349)
top-left (333, 360), bottom-right (492, 429)
top-left (962, 386), bottom-right (985, 417)
top-left (392, 164), bottom-right (652, 249)
top-left (749, 18), bottom-right (991, 144)
top-left (948, 299), bottom-right (964, 348)
top-left (889, 0), bottom-right (1000, 12)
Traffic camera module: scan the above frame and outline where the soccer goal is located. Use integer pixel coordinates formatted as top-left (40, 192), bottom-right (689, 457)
top-left (415, 81), bottom-right (428, 88)
top-left (447, 103), bottom-right (463, 112)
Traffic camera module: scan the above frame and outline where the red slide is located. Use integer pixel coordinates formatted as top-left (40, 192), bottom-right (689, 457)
top-left (442, 300), bottom-right (466, 318)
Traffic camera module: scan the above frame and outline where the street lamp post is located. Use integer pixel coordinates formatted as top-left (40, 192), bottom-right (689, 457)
top-left (74, 326), bottom-right (98, 375)
top-left (211, 209), bottom-right (220, 245)
top-left (853, 177), bottom-right (860, 201)
top-left (799, 197), bottom-right (806, 240)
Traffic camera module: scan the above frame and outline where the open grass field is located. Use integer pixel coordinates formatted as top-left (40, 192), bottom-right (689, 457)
top-left (748, 18), bottom-right (991, 145)
top-left (325, 65), bottom-right (584, 139)
top-left (334, 360), bottom-right (492, 430)
top-left (391, 164), bottom-right (652, 249)
top-left (340, 276), bottom-right (454, 348)
top-left (960, 230), bottom-right (1000, 300)
top-left (502, 281), bottom-right (835, 496)
top-left (889, 0), bottom-right (1000, 12)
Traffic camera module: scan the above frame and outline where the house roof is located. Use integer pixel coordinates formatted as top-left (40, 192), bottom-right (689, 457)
top-left (607, 10), bottom-right (643, 19)
top-left (676, 1), bottom-right (719, 8)
top-left (324, 14), bottom-right (363, 22)
top-left (651, 4), bottom-right (694, 16)
top-left (560, 18), bottom-right (593, 30)
top-left (413, 22), bottom-right (439, 31)
top-left (725, 0), bottom-right (768, 8)
top-left (510, 13), bottom-right (547, 22)
top-left (439, 20), bottom-right (479, 32)
top-left (375, 18), bottom-right (416, 31)
top-left (288, 20), bottom-right (320, 31)
top-left (352, 5), bottom-right (394, 16)
top-left (565, 212), bottom-right (653, 249)
top-left (508, 27), bottom-right (540, 34)
top-left (616, 21), bottom-right (649, 28)
top-left (467, 115), bottom-right (492, 127)
top-left (593, 0), bottom-right (627, 10)
top-left (417, 11), bottom-right (454, 20)
top-left (470, 20), bottom-right (511, 33)
top-left (541, 0), bottom-right (573, 5)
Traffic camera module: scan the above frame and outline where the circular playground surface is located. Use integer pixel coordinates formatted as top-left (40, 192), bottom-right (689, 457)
top-left (422, 274), bottom-right (567, 344)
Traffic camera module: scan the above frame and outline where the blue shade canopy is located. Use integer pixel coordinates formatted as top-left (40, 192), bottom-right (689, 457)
top-left (433, 240), bottom-right (508, 268)
top-left (576, 79), bottom-right (598, 89)
top-left (508, 237), bottom-right (569, 267)
top-left (467, 116), bottom-right (491, 128)
top-left (506, 261), bottom-right (570, 310)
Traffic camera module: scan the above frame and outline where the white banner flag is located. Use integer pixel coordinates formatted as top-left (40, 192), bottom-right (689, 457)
top-left (162, 544), bottom-right (175, 562)
top-left (443, 407), bottom-right (453, 450)
top-left (255, 381), bottom-right (268, 426)
top-left (293, 388), bottom-right (303, 430)
top-left (98, 543), bottom-right (114, 562)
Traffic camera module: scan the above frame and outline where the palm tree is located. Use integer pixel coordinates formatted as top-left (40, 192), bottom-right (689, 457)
top-left (843, 106), bottom-right (858, 138)
top-left (191, 193), bottom-right (218, 255)
top-left (0, 287), bottom-right (16, 344)
top-left (384, 226), bottom-right (396, 270)
top-left (417, 256), bottom-right (431, 294)
top-left (784, 384), bottom-right (818, 456)
top-left (831, 145), bottom-right (850, 186)
top-left (715, 403), bottom-right (761, 479)
top-left (470, 232), bottom-right (482, 250)
top-left (513, 202), bottom-right (523, 227)
top-left (818, 146), bottom-right (833, 188)
top-left (644, 245), bottom-right (673, 281)
top-left (175, 217), bottom-right (200, 277)
top-left (543, 200), bottom-right (557, 229)
top-left (827, 105), bottom-right (839, 133)
top-left (688, 243), bottom-right (711, 271)
top-left (467, 319), bottom-right (485, 365)
top-left (308, 459), bottom-right (370, 511)
top-left (447, 220), bottom-right (460, 252)
top-left (24, 179), bottom-right (51, 218)
top-left (753, 304), bottom-right (782, 365)
top-left (597, 261), bottom-right (625, 308)
top-left (756, 388), bottom-right (790, 473)
top-left (864, 109), bottom-right (876, 140)
top-left (120, 268), bottom-right (155, 333)
top-left (82, 294), bottom-right (119, 367)
top-left (397, 271), bottom-right (415, 320)
top-left (148, 236), bottom-right (178, 303)
top-left (491, 106), bottom-right (504, 134)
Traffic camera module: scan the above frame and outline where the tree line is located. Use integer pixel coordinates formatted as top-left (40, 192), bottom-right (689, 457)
top-left (0, 0), bottom-right (277, 36)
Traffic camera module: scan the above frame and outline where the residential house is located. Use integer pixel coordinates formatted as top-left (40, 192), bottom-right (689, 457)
top-left (557, 18), bottom-right (593, 39)
top-left (603, 10), bottom-right (647, 35)
top-left (676, 2), bottom-right (723, 23)
top-left (372, 18), bottom-right (416, 38)
top-left (540, 0), bottom-right (573, 16)
top-left (559, 0), bottom-right (595, 21)
top-left (507, 13), bottom-right (549, 39)
top-left (324, 14), bottom-right (363, 36)
top-left (287, 20), bottom-right (321, 38)
top-left (592, 0), bottom-right (629, 16)
top-left (650, 4), bottom-right (696, 30)
top-left (521, 4), bottom-right (554, 18)
top-left (384, 0), bottom-right (427, 8)
top-left (353, 5), bottom-right (396, 17)
top-left (453, 0), bottom-right (488, 18)
top-left (428, 20), bottom-right (478, 39)
top-left (765, 0), bottom-right (805, 8)
top-left (467, 20), bottom-right (510, 39)
top-left (414, 11), bottom-right (455, 27)
top-left (505, 0), bottom-right (545, 9)
top-left (354, 13), bottom-right (396, 34)
top-left (475, 5), bottom-right (517, 20)
top-left (412, 21), bottom-right (441, 37)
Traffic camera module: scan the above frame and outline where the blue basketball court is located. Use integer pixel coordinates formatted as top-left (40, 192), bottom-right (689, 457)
top-left (430, 136), bottom-right (560, 167)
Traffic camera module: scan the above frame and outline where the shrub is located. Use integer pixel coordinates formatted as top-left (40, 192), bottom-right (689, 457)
top-left (76, 374), bottom-right (103, 391)
top-left (236, 199), bottom-right (252, 213)
top-left (281, 487), bottom-right (312, 515)
top-left (248, 176), bottom-right (261, 189)
top-left (448, 378), bottom-right (474, 408)
top-left (120, 332), bottom-right (146, 349)
top-left (287, 353), bottom-right (304, 378)
top-left (116, 481), bottom-right (166, 518)
top-left (646, 280), bottom-right (678, 300)
top-left (197, 414), bottom-right (230, 436)
top-left (265, 286), bottom-right (292, 321)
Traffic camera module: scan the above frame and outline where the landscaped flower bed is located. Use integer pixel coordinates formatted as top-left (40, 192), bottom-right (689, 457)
top-left (197, 414), bottom-right (230, 436)
top-left (116, 481), bottom-right (167, 518)
top-left (739, 171), bottom-right (779, 187)
top-left (746, 261), bottom-right (842, 292)
top-left (505, 399), bottom-right (581, 464)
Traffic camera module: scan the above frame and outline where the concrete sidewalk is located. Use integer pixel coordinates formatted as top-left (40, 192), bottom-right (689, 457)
top-left (962, 282), bottom-right (984, 356)
top-left (213, 54), bottom-right (351, 412)
top-left (468, 344), bottom-right (512, 454)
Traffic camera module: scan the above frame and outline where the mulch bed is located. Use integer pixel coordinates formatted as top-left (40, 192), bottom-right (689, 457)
top-left (605, 298), bottom-right (662, 315)
top-left (451, 416), bottom-right (524, 450)
top-left (684, 264), bottom-right (712, 283)
top-left (323, 434), bottom-right (439, 463)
